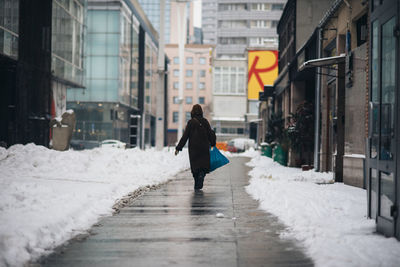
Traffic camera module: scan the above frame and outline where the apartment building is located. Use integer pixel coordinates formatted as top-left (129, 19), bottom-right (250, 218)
top-left (202, 0), bottom-right (285, 141)
top-left (165, 44), bottom-right (214, 145)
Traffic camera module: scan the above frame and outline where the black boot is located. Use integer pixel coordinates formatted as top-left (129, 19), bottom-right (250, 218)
top-left (198, 171), bottom-right (205, 189)
top-left (194, 175), bottom-right (200, 190)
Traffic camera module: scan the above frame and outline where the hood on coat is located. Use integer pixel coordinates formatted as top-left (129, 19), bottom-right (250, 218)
top-left (191, 104), bottom-right (203, 118)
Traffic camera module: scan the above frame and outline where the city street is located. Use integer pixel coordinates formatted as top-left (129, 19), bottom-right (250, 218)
top-left (37, 157), bottom-right (313, 267)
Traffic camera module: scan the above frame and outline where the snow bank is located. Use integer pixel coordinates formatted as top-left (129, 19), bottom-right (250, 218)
top-left (222, 147), bottom-right (259, 158)
top-left (0, 144), bottom-right (189, 267)
top-left (246, 153), bottom-right (400, 267)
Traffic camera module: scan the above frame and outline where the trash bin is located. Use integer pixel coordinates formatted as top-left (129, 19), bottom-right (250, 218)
top-left (50, 110), bottom-right (76, 151)
top-left (264, 145), bottom-right (272, 158)
top-left (260, 143), bottom-right (273, 158)
top-left (52, 125), bottom-right (71, 151)
top-left (273, 144), bottom-right (287, 166)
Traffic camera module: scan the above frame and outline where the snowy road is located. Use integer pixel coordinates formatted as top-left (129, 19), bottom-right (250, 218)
top-left (38, 157), bottom-right (313, 267)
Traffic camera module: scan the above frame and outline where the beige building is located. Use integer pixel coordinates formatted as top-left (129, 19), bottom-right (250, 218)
top-left (212, 58), bottom-right (247, 142)
top-left (165, 44), bottom-right (215, 145)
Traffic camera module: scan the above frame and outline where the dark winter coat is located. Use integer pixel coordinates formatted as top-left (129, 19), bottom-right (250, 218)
top-left (176, 115), bottom-right (216, 175)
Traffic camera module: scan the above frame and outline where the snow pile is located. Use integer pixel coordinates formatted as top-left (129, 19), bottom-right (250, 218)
top-left (246, 153), bottom-right (400, 267)
top-left (0, 144), bottom-right (189, 267)
top-left (222, 147), bottom-right (259, 158)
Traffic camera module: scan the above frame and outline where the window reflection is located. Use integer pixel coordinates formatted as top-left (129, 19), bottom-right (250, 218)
top-left (370, 169), bottom-right (378, 219)
top-left (379, 17), bottom-right (396, 161)
top-left (380, 172), bottom-right (394, 219)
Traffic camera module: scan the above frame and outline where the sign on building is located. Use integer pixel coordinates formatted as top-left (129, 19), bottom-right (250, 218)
top-left (247, 50), bottom-right (278, 100)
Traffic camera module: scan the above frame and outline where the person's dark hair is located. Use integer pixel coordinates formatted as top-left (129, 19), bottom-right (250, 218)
top-left (191, 104), bottom-right (203, 118)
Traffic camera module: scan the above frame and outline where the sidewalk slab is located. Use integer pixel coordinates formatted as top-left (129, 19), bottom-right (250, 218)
top-left (38, 157), bottom-right (313, 267)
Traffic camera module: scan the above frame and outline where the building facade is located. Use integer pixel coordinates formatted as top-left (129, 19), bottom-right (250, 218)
top-left (316, 0), bottom-right (368, 185)
top-left (0, 0), bottom-right (86, 147)
top-left (137, 0), bottom-right (171, 44)
top-left (67, 0), bottom-right (164, 149)
top-left (202, 0), bottom-right (285, 58)
top-left (202, 0), bottom-right (285, 142)
top-left (165, 44), bottom-right (214, 145)
top-left (270, 0), bottom-right (334, 166)
top-left (212, 58), bottom-right (247, 141)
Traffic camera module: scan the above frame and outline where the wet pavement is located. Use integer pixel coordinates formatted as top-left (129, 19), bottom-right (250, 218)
top-left (39, 157), bottom-right (313, 267)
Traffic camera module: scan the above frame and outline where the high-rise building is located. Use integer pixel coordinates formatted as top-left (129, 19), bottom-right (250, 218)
top-left (202, 0), bottom-right (285, 58)
top-left (0, 0), bottom-right (86, 147)
top-left (165, 43), bottom-right (214, 145)
top-left (202, 0), bottom-right (286, 141)
top-left (67, 0), bottom-right (166, 149)
top-left (137, 0), bottom-right (171, 44)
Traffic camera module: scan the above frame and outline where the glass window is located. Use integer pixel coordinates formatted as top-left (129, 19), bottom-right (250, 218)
top-left (380, 17), bottom-right (396, 161)
top-left (186, 96), bottom-right (192, 104)
top-left (370, 20), bottom-right (379, 159)
top-left (250, 20), bottom-right (271, 29)
top-left (91, 57), bottom-right (106, 78)
top-left (272, 4), bottom-right (284, 10)
top-left (88, 33), bottom-right (107, 55)
top-left (173, 69), bottom-right (179, 77)
top-left (219, 37), bottom-right (246, 45)
top-left (199, 57), bottom-right (206, 64)
top-left (370, 168), bottom-right (378, 218)
top-left (173, 111), bottom-right (178, 123)
top-left (173, 82), bottom-right (179, 89)
top-left (380, 172), bottom-right (394, 219)
top-left (186, 69), bottom-right (193, 77)
top-left (213, 66), bottom-right (245, 94)
top-left (199, 82), bottom-right (205, 90)
top-left (185, 112), bottom-right (191, 122)
top-left (218, 3), bottom-right (247, 11)
top-left (199, 97), bottom-right (205, 104)
top-left (199, 70), bottom-right (206, 77)
top-left (237, 128), bottom-right (244, 134)
top-left (91, 11), bottom-right (119, 33)
top-left (251, 3), bottom-right (271, 10)
top-left (173, 96), bottom-right (180, 104)
top-left (186, 82), bottom-right (193, 89)
top-left (186, 57), bottom-right (193, 64)
top-left (107, 56), bottom-right (119, 79)
top-left (173, 57), bottom-right (179, 64)
top-left (218, 20), bottom-right (247, 29)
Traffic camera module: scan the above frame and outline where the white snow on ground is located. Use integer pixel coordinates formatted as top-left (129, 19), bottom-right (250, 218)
top-left (245, 152), bottom-right (400, 267)
top-left (0, 144), bottom-right (189, 267)
top-left (222, 147), bottom-right (259, 158)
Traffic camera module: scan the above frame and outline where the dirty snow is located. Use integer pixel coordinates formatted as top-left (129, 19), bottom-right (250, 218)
top-left (0, 144), bottom-right (189, 267)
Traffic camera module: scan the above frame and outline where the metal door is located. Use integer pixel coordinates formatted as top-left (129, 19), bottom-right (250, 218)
top-left (368, 0), bottom-right (398, 237)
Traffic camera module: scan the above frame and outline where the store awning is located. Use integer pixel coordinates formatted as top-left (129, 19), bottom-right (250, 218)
top-left (298, 54), bottom-right (346, 71)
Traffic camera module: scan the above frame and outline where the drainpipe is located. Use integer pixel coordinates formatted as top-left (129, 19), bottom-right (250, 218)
top-left (313, 27), bottom-right (322, 171)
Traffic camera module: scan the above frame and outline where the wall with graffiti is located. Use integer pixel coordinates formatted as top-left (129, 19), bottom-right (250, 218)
top-left (247, 50), bottom-right (278, 100)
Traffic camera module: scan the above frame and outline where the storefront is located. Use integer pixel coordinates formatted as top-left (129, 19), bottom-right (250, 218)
top-left (367, 0), bottom-right (400, 238)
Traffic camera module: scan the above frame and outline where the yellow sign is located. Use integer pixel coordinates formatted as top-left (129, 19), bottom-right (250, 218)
top-left (248, 50), bottom-right (278, 100)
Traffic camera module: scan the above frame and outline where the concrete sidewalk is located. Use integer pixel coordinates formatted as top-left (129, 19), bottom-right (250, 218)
top-left (39, 157), bottom-right (313, 266)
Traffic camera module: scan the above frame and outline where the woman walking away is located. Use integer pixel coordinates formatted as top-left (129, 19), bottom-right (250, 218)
top-left (175, 104), bottom-right (216, 190)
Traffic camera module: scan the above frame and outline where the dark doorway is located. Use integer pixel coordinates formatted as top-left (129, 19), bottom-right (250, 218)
top-left (249, 122), bottom-right (257, 141)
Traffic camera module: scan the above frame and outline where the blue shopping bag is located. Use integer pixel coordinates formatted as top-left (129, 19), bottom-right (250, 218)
top-left (209, 147), bottom-right (229, 172)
